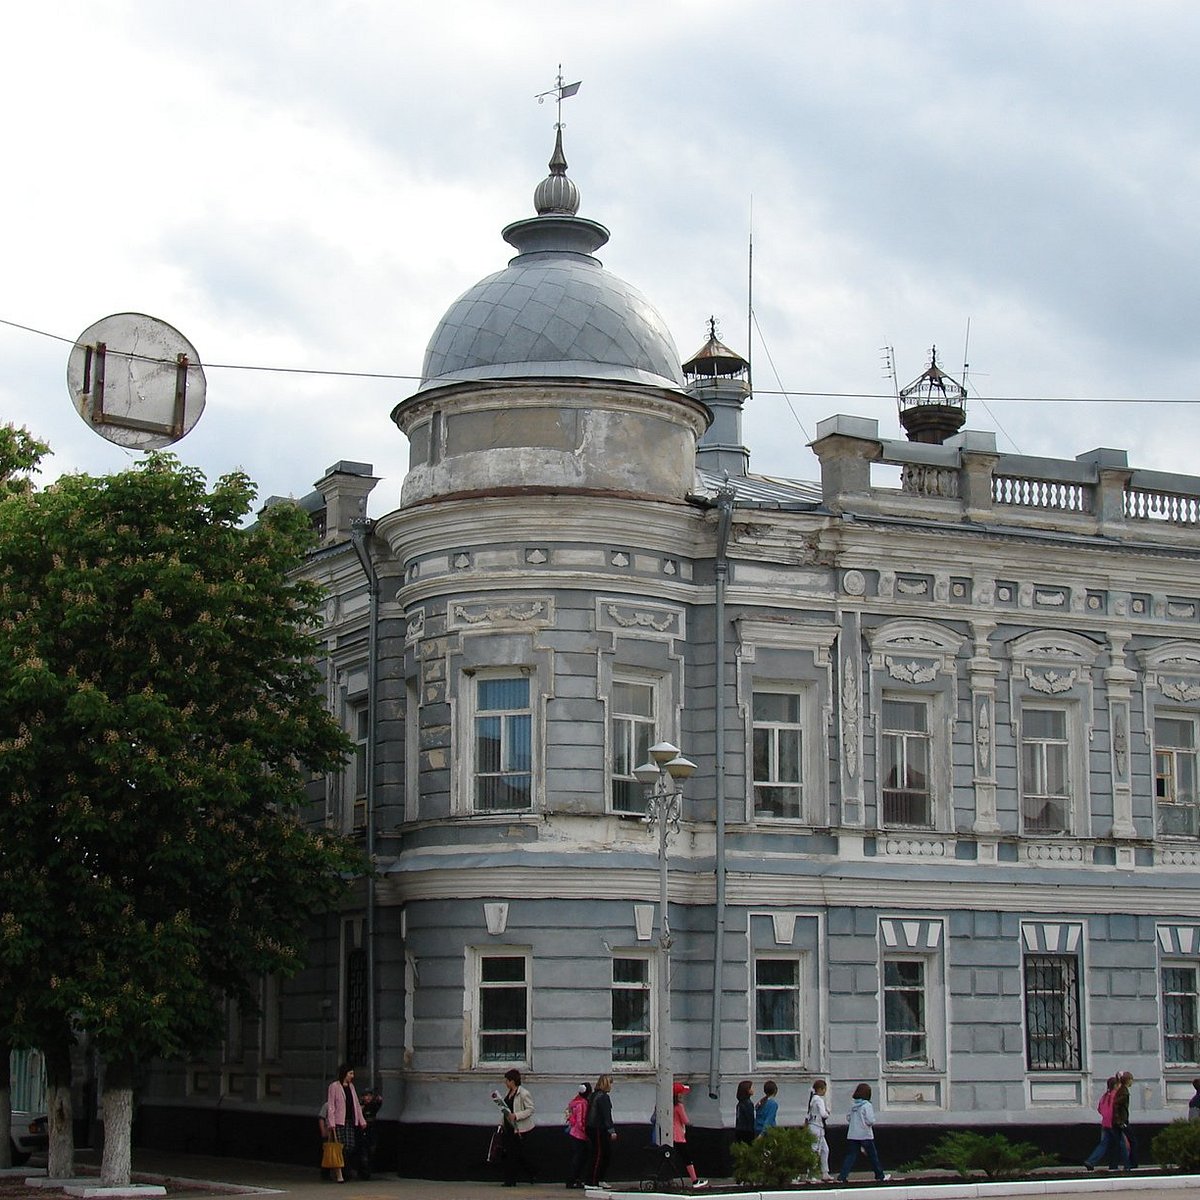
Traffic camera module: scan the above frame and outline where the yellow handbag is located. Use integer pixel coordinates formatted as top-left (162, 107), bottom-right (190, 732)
top-left (322, 1137), bottom-right (345, 1169)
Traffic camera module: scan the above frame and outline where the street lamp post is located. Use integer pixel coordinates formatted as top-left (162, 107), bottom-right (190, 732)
top-left (634, 741), bottom-right (696, 1152)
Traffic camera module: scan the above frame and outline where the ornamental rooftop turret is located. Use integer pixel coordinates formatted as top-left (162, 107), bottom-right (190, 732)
top-left (391, 130), bottom-right (709, 508)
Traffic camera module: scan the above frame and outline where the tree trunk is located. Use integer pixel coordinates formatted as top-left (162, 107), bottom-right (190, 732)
top-left (0, 1043), bottom-right (12, 1170)
top-left (44, 1039), bottom-right (74, 1180)
top-left (99, 1056), bottom-right (134, 1188)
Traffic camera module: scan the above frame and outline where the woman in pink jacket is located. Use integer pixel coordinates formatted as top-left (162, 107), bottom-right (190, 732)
top-left (326, 1063), bottom-right (367, 1183)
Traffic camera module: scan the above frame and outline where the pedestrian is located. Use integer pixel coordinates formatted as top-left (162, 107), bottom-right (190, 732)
top-left (1190, 1078), bottom-right (1200, 1121)
top-left (754, 1080), bottom-right (779, 1137)
top-left (672, 1082), bottom-right (707, 1188)
top-left (564, 1082), bottom-right (592, 1188)
top-left (586, 1075), bottom-right (617, 1187)
top-left (1111, 1071), bottom-right (1137, 1169)
top-left (1084, 1076), bottom-right (1124, 1171)
top-left (326, 1064), bottom-right (367, 1185)
top-left (734, 1080), bottom-right (756, 1145)
top-left (359, 1088), bottom-right (383, 1179)
top-left (835, 1083), bottom-right (888, 1184)
top-left (317, 1100), bottom-right (332, 1181)
top-left (805, 1079), bottom-right (831, 1180)
top-left (494, 1068), bottom-right (537, 1187)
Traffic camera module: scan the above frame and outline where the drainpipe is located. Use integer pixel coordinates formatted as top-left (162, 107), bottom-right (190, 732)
top-left (708, 482), bottom-right (736, 1098)
top-left (349, 517), bottom-right (379, 1091)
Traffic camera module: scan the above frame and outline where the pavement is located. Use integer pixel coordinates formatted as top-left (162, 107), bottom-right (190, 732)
top-left (8, 1153), bottom-right (1200, 1200)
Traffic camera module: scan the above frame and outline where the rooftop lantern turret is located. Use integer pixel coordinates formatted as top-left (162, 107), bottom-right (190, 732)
top-left (898, 346), bottom-right (967, 445)
top-left (688, 317), bottom-right (751, 477)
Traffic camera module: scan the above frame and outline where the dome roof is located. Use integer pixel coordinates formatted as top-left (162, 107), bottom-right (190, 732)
top-left (418, 131), bottom-right (683, 393)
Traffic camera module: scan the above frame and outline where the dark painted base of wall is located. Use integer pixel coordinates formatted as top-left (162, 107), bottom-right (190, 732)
top-left (134, 1106), bottom-right (1166, 1182)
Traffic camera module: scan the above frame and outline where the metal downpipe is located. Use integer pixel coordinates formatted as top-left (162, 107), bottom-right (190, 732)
top-left (707, 484), bottom-right (736, 1099)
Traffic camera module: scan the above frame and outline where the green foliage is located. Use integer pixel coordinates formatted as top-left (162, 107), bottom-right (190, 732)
top-left (902, 1130), bottom-right (1058, 1178)
top-left (1152, 1119), bottom-right (1200, 1171)
top-left (0, 425), bottom-right (47, 497)
top-left (730, 1126), bottom-right (819, 1188)
top-left (0, 447), bottom-right (362, 1066)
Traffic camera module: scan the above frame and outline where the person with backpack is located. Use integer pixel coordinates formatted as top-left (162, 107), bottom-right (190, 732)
top-left (565, 1082), bottom-right (592, 1188)
top-left (586, 1074), bottom-right (617, 1187)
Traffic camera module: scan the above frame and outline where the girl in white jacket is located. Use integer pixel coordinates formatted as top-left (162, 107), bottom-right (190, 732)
top-left (805, 1079), bottom-right (831, 1180)
top-left (836, 1083), bottom-right (888, 1183)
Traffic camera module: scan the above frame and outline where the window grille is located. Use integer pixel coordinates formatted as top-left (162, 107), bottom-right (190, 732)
top-left (1023, 953), bottom-right (1081, 1070)
top-left (1163, 964), bottom-right (1200, 1065)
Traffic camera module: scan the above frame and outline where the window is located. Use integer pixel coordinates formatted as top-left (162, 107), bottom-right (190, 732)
top-left (476, 953), bottom-right (530, 1064)
top-left (1156, 716), bottom-right (1199, 837)
top-left (611, 955), bottom-right (652, 1065)
top-left (880, 698), bottom-right (932, 827)
top-left (1163, 964), bottom-right (1200, 1064)
top-left (883, 959), bottom-right (928, 1065)
top-left (753, 692), bottom-right (803, 819)
top-left (1023, 954), bottom-right (1081, 1070)
top-left (612, 678), bottom-right (656, 814)
top-left (351, 701), bottom-right (369, 828)
top-left (754, 957), bottom-right (802, 1063)
top-left (1021, 708), bottom-right (1070, 834)
top-left (474, 676), bottom-right (532, 811)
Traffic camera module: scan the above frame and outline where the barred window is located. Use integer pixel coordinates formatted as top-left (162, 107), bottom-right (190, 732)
top-left (1023, 953), bottom-right (1081, 1070)
top-left (1163, 964), bottom-right (1200, 1065)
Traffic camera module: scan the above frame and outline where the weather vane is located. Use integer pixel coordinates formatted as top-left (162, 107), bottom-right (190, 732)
top-left (535, 65), bottom-right (581, 130)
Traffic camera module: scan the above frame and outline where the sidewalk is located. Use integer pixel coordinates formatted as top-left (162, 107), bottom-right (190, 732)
top-left (14, 1153), bottom-right (1200, 1200)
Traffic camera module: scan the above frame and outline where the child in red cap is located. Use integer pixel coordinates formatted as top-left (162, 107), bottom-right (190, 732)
top-left (672, 1083), bottom-right (706, 1188)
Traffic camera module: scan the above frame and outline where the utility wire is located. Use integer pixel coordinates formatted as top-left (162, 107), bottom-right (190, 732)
top-left (4, 315), bottom-right (1200, 404)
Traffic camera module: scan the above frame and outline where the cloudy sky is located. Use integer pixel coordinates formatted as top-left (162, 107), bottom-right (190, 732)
top-left (2, 0), bottom-right (1198, 516)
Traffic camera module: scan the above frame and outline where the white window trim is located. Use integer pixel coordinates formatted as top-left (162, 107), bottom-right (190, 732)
top-left (610, 950), bottom-right (656, 1070)
top-left (332, 660), bottom-right (369, 833)
top-left (466, 946), bottom-right (532, 1069)
top-left (1160, 958), bottom-right (1200, 1068)
top-left (750, 684), bottom-right (815, 823)
top-left (751, 950), bottom-right (812, 1069)
top-left (608, 671), bottom-right (662, 816)
top-left (1153, 710), bottom-right (1200, 839)
top-left (1017, 701), bottom-right (1085, 837)
top-left (877, 692), bottom-right (942, 831)
top-left (878, 918), bottom-right (947, 1079)
top-left (455, 669), bottom-right (538, 816)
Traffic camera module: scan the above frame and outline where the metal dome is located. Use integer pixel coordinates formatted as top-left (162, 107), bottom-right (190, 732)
top-left (417, 133), bottom-right (684, 393)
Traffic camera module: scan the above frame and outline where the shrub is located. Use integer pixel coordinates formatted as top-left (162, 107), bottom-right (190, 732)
top-left (730, 1126), bottom-right (820, 1188)
top-left (902, 1130), bottom-right (1057, 1178)
top-left (1153, 1119), bottom-right (1200, 1171)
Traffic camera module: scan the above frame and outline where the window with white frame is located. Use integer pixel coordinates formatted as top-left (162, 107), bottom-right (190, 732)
top-left (1156, 715), bottom-right (1199, 837)
top-left (611, 677), bottom-right (656, 814)
top-left (1162, 963), bottom-right (1200, 1065)
top-left (474, 675), bottom-right (532, 811)
top-left (883, 958), bottom-right (928, 1065)
top-left (1023, 953), bottom-right (1081, 1070)
top-left (754, 956), bottom-right (803, 1064)
top-left (1020, 707), bottom-right (1071, 834)
top-left (752, 691), bottom-right (804, 820)
top-left (351, 700), bottom-right (369, 828)
top-left (611, 954), bottom-right (652, 1065)
top-left (473, 951), bottom-right (530, 1064)
top-left (880, 697), bottom-right (932, 828)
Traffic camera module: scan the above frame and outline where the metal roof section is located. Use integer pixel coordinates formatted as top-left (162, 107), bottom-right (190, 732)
top-left (418, 131), bottom-right (684, 394)
top-left (694, 467), bottom-right (823, 507)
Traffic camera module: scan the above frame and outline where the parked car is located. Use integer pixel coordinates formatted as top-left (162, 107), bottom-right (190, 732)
top-left (7, 1113), bottom-right (47, 1166)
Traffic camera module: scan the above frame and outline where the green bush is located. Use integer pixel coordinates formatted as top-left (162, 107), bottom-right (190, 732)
top-left (1152, 1119), bottom-right (1200, 1171)
top-left (730, 1126), bottom-right (820, 1188)
top-left (901, 1130), bottom-right (1057, 1178)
